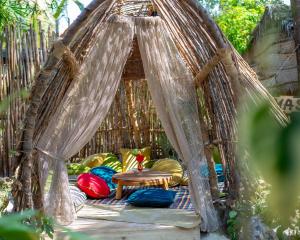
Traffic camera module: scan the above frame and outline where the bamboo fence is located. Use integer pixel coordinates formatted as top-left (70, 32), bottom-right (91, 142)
top-left (0, 23), bottom-right (56, 177)
top-left (73, 79), bottom-right (171, 162)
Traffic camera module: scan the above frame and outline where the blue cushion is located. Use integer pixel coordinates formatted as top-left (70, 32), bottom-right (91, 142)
top-left (215, 164), bottom-right (224, 182)
top-left (127, 189), bottom-right (176, 208)
top-left (215, 164), bottom-right (223, 174)
top-left (199, 164), bottom-right (224, 182)
top-left (90, 166), bottom-right (117, 190)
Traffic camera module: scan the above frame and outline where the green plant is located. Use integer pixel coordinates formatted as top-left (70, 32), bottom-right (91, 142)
top-left (227, 210), bottom-right (239, 240)
top-left (0, 211), bottom-right (40, 240)
top-left (249, 179), bottom-right (270, 217)
top-left (0, 0), bottom-right (33, 29)
top-left (0, 0), bottom-right (84, 31)
top-left (50, 0), bottom-right (84, 20)
top-left (196, 0), bottom-right (284, 53)
top-left (237, 100), bottom-right (300, 238)
top-left (0, 210), bottom-right (96, 240)
top-left (28, 212), bottom-right (54, 239)
top-left (216, 5), bottom-right (262, 53)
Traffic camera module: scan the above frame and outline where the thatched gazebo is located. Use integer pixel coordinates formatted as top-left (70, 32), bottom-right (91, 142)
top-left (13, 0), bottom-right (287, 232)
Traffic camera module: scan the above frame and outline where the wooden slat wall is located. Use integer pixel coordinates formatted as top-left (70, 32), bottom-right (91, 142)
top-left (0, 24), bottom-right (56, 177)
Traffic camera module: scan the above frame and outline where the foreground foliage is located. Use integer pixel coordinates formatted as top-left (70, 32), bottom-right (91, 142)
top-left (0, 210), bottom-right (96, 240)
top-left (0, 211), bottom-right (51, 240)
top-left (236, 101), bottom-right (300, 239)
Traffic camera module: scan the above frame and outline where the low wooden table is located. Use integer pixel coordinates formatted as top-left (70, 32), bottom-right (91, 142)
top-left (112, 170), bottom-right (173, 200)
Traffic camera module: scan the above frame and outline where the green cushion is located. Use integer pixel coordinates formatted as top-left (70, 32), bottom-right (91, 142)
top-left (101, 154), bottom-right (122, 172)
top-left (67, 163), bottom-right (90, 175)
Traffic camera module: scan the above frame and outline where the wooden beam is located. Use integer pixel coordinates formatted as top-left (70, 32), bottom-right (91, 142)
top-left (194, 48), bottom-right (225, 86)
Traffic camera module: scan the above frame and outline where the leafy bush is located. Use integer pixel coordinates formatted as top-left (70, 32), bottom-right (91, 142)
top-left (0, 211), bottom-right (44, 240)
top-left (198, 0), bottom-right (285, 54)
top-left (0, 210), bottom-right (96, 240)
top-left (236, 100), bottom-right (300, 238)
top-left (227, 210), bottom-right (239, 240)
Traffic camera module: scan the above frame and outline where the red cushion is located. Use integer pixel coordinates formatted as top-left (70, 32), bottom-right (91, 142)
top-left (77, 173), bottom-right (110, 199)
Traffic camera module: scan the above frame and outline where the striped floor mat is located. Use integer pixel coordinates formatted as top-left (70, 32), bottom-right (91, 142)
top-left (86, 186), bottom-right (194, 211)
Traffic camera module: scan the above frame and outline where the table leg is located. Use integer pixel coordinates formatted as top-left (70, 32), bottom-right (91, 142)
top-left (116, 182), bottom-right (123, 200)
top-left (162, 180), bottom-right (169, 190)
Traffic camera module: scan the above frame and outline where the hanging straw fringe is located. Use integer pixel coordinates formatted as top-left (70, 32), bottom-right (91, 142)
top-left (62, 50), bottom-right (79, 79)
top-left (53, 38), bottom-right (79, 79)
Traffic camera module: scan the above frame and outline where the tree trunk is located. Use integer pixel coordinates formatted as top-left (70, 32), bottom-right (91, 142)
top-left (291, 0), bottom-right (300, 94)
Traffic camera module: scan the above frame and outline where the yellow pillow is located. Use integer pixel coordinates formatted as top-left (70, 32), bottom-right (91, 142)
top-left (151, 159), bottom-right (183, 187)
top-left (180, 176), bottom-right (189, 186)
top-left (120, 147), bottom-right (151, 172)
top-left (81, 153), bottom-right (108, 168)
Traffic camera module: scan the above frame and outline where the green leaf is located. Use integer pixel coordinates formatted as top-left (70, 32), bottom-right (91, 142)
top-left (0, 211), bottom-right (39, 240)
top-left (53, 0), bottom-right (68, 19)
top-left (229, 210), bottom-right (238, 219)
top-left (0, 229), bottom-right (38, 240)
top-left (214, 0), bottom-right (283, 53)
top-left (132, 149), bottom-right (139, 156)
top-left (73, 0), bottom-right (84, 11)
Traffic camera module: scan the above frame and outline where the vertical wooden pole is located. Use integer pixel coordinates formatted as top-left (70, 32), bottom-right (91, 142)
top-left (204, 140), bottom-right (219, 200)
top-left (125, 79), bottom-right (141, 147)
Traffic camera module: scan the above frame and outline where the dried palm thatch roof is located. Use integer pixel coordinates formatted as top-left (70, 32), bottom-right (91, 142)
top-left (250, 4), bottom-right (293, 45)
top-left (13, 0), bottom-right (287, 230)
top-left (245, 4), bottom-right (298, 94)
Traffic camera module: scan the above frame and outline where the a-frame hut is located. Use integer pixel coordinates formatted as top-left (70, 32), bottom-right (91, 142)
top-left (13, 0), bottom-right (287, 232)
top-left (244, 5), bottom-right (299, 95)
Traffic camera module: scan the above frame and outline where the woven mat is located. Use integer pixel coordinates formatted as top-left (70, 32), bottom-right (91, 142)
top-left (86, 186), bottom-right (194, 211)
